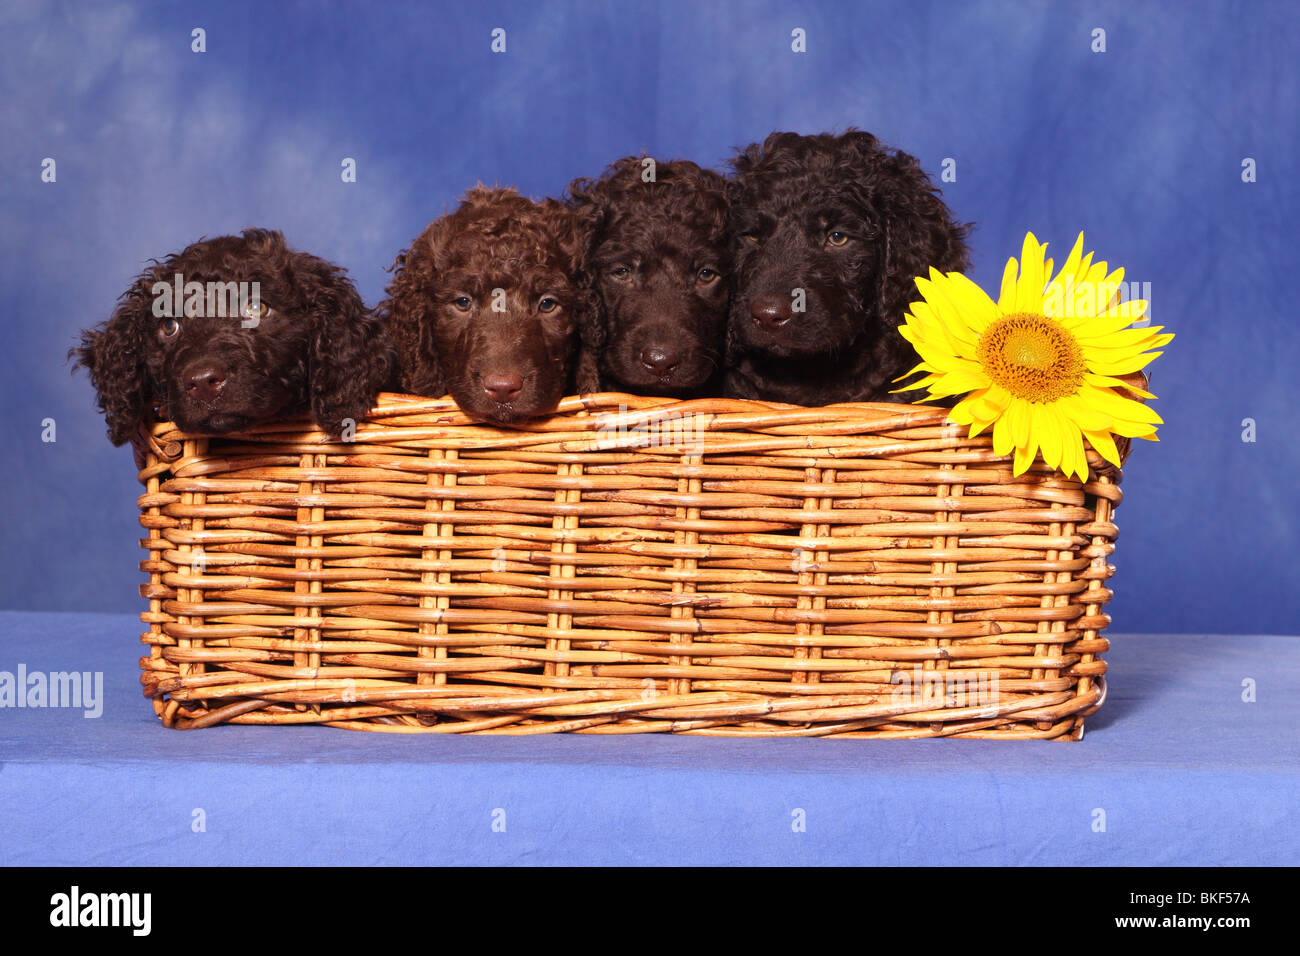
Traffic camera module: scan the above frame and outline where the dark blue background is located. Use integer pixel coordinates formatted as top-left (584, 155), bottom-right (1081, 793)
top-left (2, 0), bottom-right (1296, 634)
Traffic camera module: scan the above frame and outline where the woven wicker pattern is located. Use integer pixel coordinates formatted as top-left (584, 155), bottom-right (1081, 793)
top-left (135, 392), bottom-right (1128, 738)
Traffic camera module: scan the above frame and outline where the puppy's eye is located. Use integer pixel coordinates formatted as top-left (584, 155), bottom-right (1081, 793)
top-left (826, 231), bottom-right (850, 247)
top-left (609, 266), bottom-right (631, 280)
top-left (697, 268), bottom-right (719, 284)
top-left (242, 300), bottom-right (268, 322)
top-left (740, 231), bottom-right (760, 244)
top-left (538, 296), bottom-right (560, 314)
top-left (452, 296), bottom-right (473, 312)
top-left (159, 318), bottom-right (181, 338)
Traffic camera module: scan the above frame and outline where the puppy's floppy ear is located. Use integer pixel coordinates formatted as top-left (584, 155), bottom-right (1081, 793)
top-left (300, 252), bottom-right (395, 434)
top-left (71, 272), bottom-right (161, 446)
top-left (845, 133), bottom-right (971, 332)
top-left (377, 226), bottom-right (446, 399)
top-left (875, 226), bottom-right (893, 329)
top-left (572, 282), bottom-right (604, 395)
top-left (564, 180), bottom-right (608, 394)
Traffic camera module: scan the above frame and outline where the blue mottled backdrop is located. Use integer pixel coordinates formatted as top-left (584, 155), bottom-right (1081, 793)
top-left (2, 0), bottom-right (1296, 634)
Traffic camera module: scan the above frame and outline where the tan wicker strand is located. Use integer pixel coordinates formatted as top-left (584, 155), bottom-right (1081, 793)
top-left (413, 446), bottom-right (457, 728)
top-left (134, 390), bottom-right (1137, 738)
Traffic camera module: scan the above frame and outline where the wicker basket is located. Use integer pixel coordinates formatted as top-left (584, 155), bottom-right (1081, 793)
top-left (134, 390), bottom-right (1132, 739)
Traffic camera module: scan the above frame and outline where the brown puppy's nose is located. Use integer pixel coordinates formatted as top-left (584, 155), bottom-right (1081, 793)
top-left (750, 295), bottom-right (792, 329)
top-left (639, 346), bottom-right (681, 375)
top-left (481, 372), bottom-right (523, 404)
top-left (185, 365), bottom-right (227, 403)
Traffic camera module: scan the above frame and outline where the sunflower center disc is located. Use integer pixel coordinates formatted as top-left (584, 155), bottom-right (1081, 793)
top-left (977, 312), bottom-right (1085, 403)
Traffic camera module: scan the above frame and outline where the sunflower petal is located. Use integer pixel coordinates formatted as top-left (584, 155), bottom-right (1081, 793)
top-left (891, 376), bottom-right (940, 395)
top-left (1060, 415), bottom-right (1089, 480)
top-left (945, 272), bottom-right (1002, 334)
top-left (1034, 403), bottom-right (1064, 470)
top-left (1088, 350), bottom-right (1166, 375)
top-left (1057, 391), bottom-right (1114, 432)
top-left (948, 402), bottom-right (975, 425)
top-left (1083, 386), bottom-right (1164, 425)
top-left (892, 360), bottom-right (932, 383)
top-left (1006, 398), bottom-right (1030, 449)
top-left (992, 413), bottom-right (1014, 456)
top-left (905, 336), bottom-right (974, 373)
top-left (959, 388), bottom-right (1007, 422)
top-left (1083, 428), bottom-right (1123, 468)
top-left (1074, 252), bottom-right (1095, 285)
top-left (1101, 268), bottom-right (1126, 310)
top-left (1095, 298), bottom-right (1148, 321)
top-left (999, 256), bottom-right (1019, 310)
top-left (1017, 233), bottom-right (1047, 311)
top-left (912, 277), bottom-right (968, 352)
top-left (1111, 419), bottom-right (1160, 438)
top-left (1071, 313), bottom-right (1154, 340)
top-left (1012, 442), bottom-right (1037, 476)
top-left (1060, 232), bottom-right (1085, 284)
top-left (923, 365), bottom-right (990, 397)
top-left (1042, 232), bottom-right (1085, 298)
top-left (1083, 373), bottom-right (1156, 399)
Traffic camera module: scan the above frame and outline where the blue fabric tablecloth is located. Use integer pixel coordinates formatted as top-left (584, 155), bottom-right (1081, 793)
top-left (1, 611), bottom-right (1295, 866)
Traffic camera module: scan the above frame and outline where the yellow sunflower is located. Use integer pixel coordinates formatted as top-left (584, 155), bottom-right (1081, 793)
top-left (895, 232), bottom-right (1172, 480)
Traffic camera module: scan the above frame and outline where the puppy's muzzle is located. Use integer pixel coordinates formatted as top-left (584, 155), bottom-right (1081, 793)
top-left (183, 364), bottom-right (228, 405)
top-left (749, 295), bottom-right (792, 330)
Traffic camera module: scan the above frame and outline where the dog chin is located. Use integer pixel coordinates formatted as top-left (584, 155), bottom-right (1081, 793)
top-left (472, 408), bottom-right (525, 426)
top-left (612, 365), bottom-right (714, 395)
top-left (459, 396), bottom-right (557, 427)
top-left (734, 329), bottom-right (830, 360)
top-left (179, 411), bottom-right (257, 434)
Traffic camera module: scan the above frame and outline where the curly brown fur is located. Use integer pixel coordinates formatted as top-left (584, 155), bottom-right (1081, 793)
top-left (724, 130), bottom-right (971, 405)
top-left (378, 186), bottom-right (590, 424)
top-left (72, 228), bottom-right (393, 445)
top-left (567, 156), bottom-right (729, 397)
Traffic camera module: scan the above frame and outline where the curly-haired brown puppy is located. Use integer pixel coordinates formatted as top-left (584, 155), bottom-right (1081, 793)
top-left (725, 130), bottom-right (971, 405)
top-left (380, 185), bottom-right (589, 425)
top-left (567, 156), bottom-right (729, 397)
top-left (74, 228), bottom-right (393, 446)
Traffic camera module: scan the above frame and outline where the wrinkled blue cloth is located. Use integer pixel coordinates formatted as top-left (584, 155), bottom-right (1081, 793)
top-left (1, 612), bottom-right (1295, 865)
